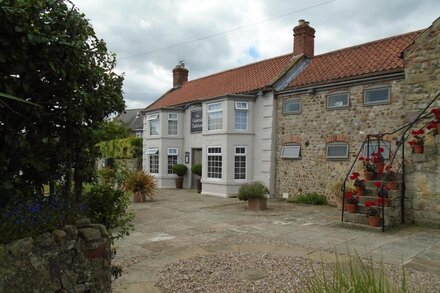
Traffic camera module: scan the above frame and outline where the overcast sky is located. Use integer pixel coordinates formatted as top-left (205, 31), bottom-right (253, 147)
top-left (72, 0), bottom-right (439, 109)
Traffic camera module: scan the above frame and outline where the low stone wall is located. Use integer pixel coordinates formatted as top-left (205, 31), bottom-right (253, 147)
top-left (0, 218), bottom-right (111, 292)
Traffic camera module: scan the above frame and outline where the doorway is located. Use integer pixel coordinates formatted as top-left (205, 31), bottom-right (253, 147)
top-left (191, 148), bottom-right (202, 188)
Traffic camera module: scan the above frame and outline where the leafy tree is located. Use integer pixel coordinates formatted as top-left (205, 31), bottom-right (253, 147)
top-left (0, 0), bottom-right (125, 207)
top-left (96, 119), bottom-right (131, 142)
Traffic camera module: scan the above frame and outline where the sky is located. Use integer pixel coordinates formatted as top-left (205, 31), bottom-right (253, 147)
top-left (72, 0), bottom-right (440, 109)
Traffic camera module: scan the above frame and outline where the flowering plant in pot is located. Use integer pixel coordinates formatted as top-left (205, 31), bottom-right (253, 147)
top-left (384, 165), bottom-right (397, 190)
top-left (374, 182), bottom-right (389, 207)
top-left (344, 191), bottom-right (359, 213)
top-left (349, 172), bottom-right (366, 196)
top-left (430, 108), bottom-right (440, 134)
top-left (407, 128), bottom-right (425, 154)
top-left (365, 200), bottom-right (381, 227)
top-left (372, 147), bottom-right (385, 174)
top-left (358, 156), bottom-right (377, 180)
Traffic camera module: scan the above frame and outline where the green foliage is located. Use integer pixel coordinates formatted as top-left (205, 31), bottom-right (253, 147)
top-left (0, 0), bottom-right (125, 206)
top-left (84, 184), bottom-right (134, 242)
top-left (191, 164), bottom-right (202, 176)
top-left (172, 164), bottom-right (188, 177)
top-left (238, 182), bottom-right (268, 201)
top-left (96, 120), bottom-right (131, 142)
top-left (125, 171), bottom-right (157, 201)
top-left (98, 137), bottom-right (143, 159)
top-left (303, 252), bottom-right (410, 293)
top-left (287, 193), bottom-right (328, 205)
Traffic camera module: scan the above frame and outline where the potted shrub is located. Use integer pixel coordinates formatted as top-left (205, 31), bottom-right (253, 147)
top-left (172, 164), bottom-right (188, 189)
top-left (359, 156), bottom-right (377, 180)
top-left (238, 182), bottom-right (268, 211)
top-left (191, 164), bottom-right (202, 193)
top-left (407, 128), bottom-right (425, 154)
top-left (344, 191), bottom-right (359, 213)
top-left (349, 172), bottom-right (366, 197)
top-left (365, 200), bottom-right (381, 227)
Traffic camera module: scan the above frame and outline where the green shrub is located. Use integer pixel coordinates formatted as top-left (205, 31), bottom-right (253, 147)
top-left (191, 164), bottom-right (202, 176)
top-left (287, 192), bottom-right (328, 205)
top-left (238, 182), bottom-right (268, 201)
top-left (84, 184), bottom-right (134, 241)
top-left (303, 252), bottom-right (410, 293)
top-left (172, 164), bottom-right (188, 177)
top-left (98, 137), bottom-right (143, 159)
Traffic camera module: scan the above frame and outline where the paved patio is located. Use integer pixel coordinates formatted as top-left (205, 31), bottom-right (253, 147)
top-left (113, 189), bottom-right (440, 292)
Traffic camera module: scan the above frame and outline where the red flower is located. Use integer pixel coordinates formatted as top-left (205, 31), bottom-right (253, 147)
top-left (378, 147), bottom-right (384, 153)
top-left (407, 140), bottom-right (417, 146)
top-left (431, 108), bottom-right (440, 119)
top-left (374, 182), bottom-right (382, 188)
top-left (345, 191), bottom-right (353, 199)
top-left (411, 129), bottom-right (425, 136)
top-left (358, 156), bottom-right (365, 161)
top-left (365, 158), bottom-right (371, 163)
top-left (427, 120), bottom-right (438, 130)
top-left (365, 200), bottom-right (376, 208)
top-left (376, 198), bottom-right (383, 205)
top-left (350, 172), bottom-right (360, 180)
top-left (373, 157), bottom-right (379, 164)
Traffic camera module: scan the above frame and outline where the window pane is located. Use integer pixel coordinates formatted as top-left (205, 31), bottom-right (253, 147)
top-left (207, 154), bottom-right (222, 179)
top-left (168, 113), bottom-right (178, 119)
top-left (235, 110), bottom-right (248, 130)
top-left (365, 88), bottom-right (390, 104)
top-left (363, 141), bottom-right (391, 160)
top-left (281, 145), bottom-right (300, 158)
top-left (149, 119), bottom-right (159, 135)
top-left (208, 103), bottom-right (222, 112)
top-left (149, 154), bottom-right (159, 173)
top-left (167, 155), bottom-right (177, 174)
top-left (328, 93), bottom-right (349, 108)
top-left (208, 111), bottom-right (222, 130)
top-left (168, 119), bottom-right (178, 135)
top-left (235, 102), bottom-right (248, 110)
top-left (283, 100), bottom-right (301, 114)
top-left (234, 155), bottom-right (246, 179)
top-left (327, 145), bottom-right (348, 158)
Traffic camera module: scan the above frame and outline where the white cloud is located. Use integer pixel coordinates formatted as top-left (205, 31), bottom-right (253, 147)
top-left (72, 0), bottom-right (440, 109)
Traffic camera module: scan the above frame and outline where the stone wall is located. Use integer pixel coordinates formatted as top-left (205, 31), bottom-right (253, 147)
top-left (0, 218), bottom-right (111, 292)
top-left (275, 79), bottom-right (405, 203)
top-left (403, 17), bottom-right (440, 226)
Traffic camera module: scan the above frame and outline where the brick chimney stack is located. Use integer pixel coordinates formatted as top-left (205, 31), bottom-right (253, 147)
top-left (293, 19), bottom-right (315, 58)
top-left (172, 61), bottom-right (189, 88)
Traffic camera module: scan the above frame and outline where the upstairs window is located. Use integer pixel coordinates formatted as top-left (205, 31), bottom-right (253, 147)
top-left (147, 113), bottom-right (159, 136)
top-left (326, 142), bottom-right (349, 159)
top-left (283, 99), bottom-right (301, 114)
top-left (281, 145), bottom-right (301, 159)
top-left (235, 102), bottom-right (248, 130)
top-left (327, 92), bottom-right (349, 109)
top-left (207, 103), bottom-right (223, 130)
top-left (364, 87), bottom-right (390, 105)
top-left (167, 113), bottom-right (178, 135)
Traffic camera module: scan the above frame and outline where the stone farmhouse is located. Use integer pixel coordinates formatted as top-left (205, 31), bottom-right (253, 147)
top-left (142, 17), bottom-right (440, 227)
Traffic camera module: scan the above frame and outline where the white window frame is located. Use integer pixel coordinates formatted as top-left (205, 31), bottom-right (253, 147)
top-left (207, 146), bottom-right (222, 179)
top-left (281, 144), bottom-right (301, 159)
top-left (148, 149), bottom-right (159, 174)
top-left (234, 146), bottom-right (246, 180)
top-left (283, 99), bottom-right (301, 114)
top-left (363, 141), bottom-right (391, 160)
top-left (364, 87), bottom-right (390, 105)
top-left (326, 142), bottom-right (349, 160)
top-left (327, 92), bottom-right (349, 109)
top-left (207, 102), bottom-right (223, 131)
top-left (167, 113), bottom-right (178, 135)
top-left (147, 113), bottom-right (160, 136)
top-left (235, 101), bottom-right (249, 110)
top-left (167, 148), bottom-right (178, 155)
top-left (146, 113), bottom-right (159, 120)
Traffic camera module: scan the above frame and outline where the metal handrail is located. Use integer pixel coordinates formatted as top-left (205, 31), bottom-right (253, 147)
top-left (341, 91), bottom-right (440, 231)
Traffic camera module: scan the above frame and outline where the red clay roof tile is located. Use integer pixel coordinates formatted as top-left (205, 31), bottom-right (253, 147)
top-left (287, 30), bottom-right (422, 89)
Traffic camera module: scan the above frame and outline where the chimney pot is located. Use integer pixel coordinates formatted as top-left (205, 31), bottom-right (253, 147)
top-left (172, 63), bottom-right (189, 88)
top-left (293, 19), bottom-right (315, 58)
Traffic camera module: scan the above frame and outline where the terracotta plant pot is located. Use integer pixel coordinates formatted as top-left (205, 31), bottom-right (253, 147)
top-left (368, 216), bottom-right (381, 227)
top-left (196, 178), bottom-right (202, 193)
top-left (364, 171), bottom-right (376, 180)
top-left (414, 144), bottom-right (424, 154)
top-left (248, 198), bottom-right (267, 211)
top-left (175, 177), bottom-right (184, 189)
top-left (346, 204), bottom-right (357, 213)
top-left (356, 186), bottom-right (365, 197)
top-left (376, 162), bottom-right (385, 174)
top-left (385, 181), bottom-right (398, 190)
top-left (133, 193), bottom-right (145, 203)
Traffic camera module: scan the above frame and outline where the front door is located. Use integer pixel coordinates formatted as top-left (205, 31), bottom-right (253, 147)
top-left (191, 148), bottom-right (202, 188)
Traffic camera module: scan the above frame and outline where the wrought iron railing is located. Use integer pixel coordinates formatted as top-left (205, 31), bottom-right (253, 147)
top-left (341, 92), bottom-right (440, 231)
